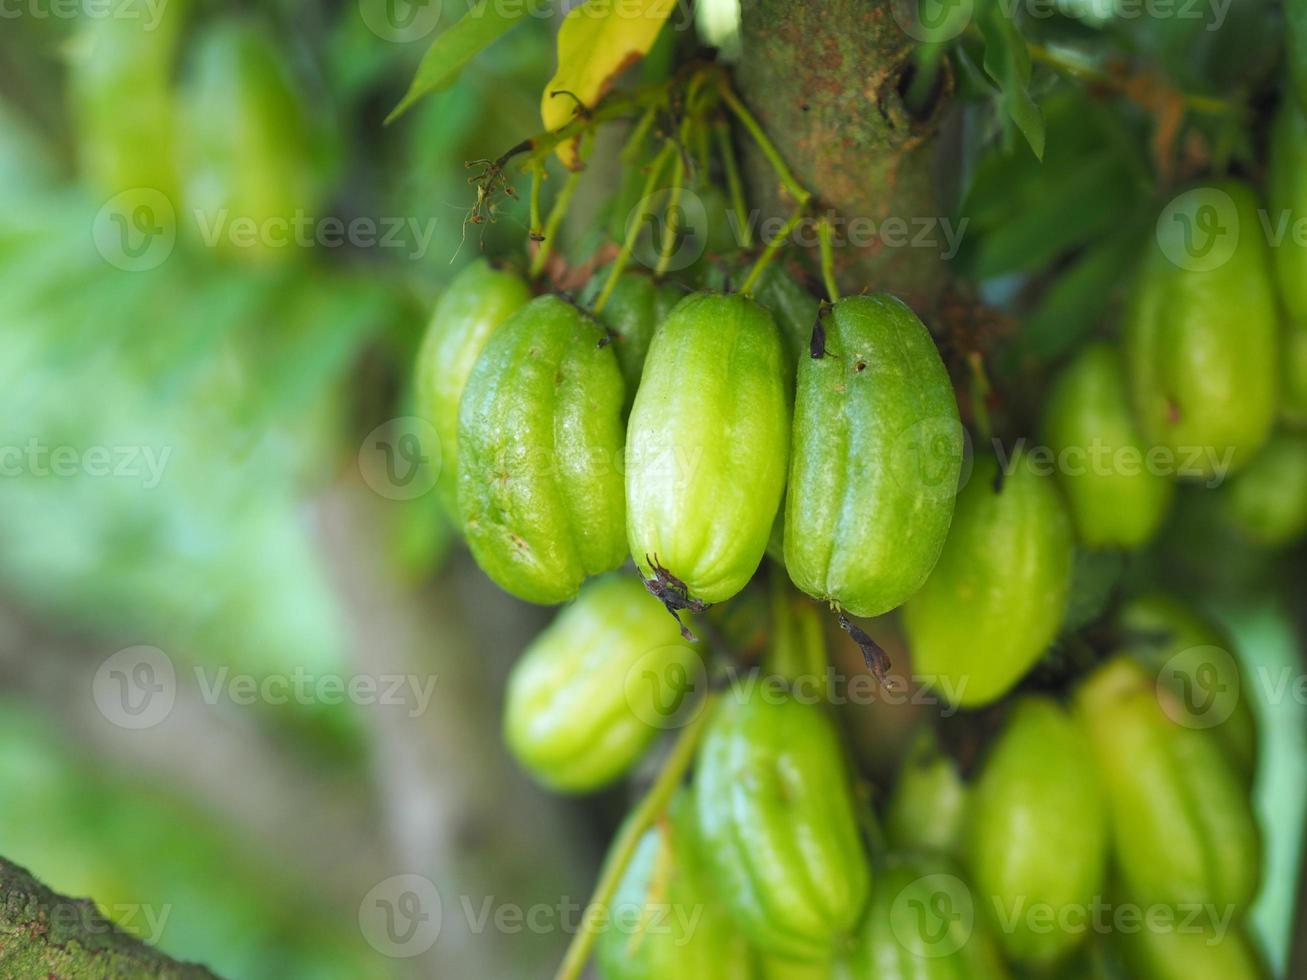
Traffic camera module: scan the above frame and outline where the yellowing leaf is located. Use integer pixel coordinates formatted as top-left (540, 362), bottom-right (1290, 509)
top-left (542, 0), bottom-right (676, 167)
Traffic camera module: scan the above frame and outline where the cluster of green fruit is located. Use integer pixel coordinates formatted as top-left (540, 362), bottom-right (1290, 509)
top-left (415, 219), bottom-right (1284, 973)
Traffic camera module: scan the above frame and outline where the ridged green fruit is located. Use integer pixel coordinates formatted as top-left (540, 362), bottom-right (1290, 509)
top-left (695, 686), bottom-right (870, 960)
top-left (1223, 431), bottom-right (1307, 546)
top-left (414, 260), bottom-right (531, 512)
top-left (627, 292), bottom-right (790, 604)
top-left (596, 790), bottom-right (754, 980)
top-left (458, 295), bottom-right (627, 603)
top-left (902, 451), bottom-right (1074, 707)
top-left (1043, 343), bottom-right (1173, 548)
top-left (1115, 922), bottom-right (1266, 980)
top-left (965, 697), bottom-right (1108, 968)
top-left (1268, 98), bottom-right (1307, 321)
top-left (784, 295), bottom-right (963, 617)
top-left (884, 726), bottom-right (967, 857)
top-left (1075, 657), bottom-right (1261, 911)
top-left (582, 270), bottom-right (681, 409)
top-left (503, 575), bottom-right (701, 791)
top-left (1283, 320), bottom-right (1307, 425)
top-left (1119, 593), bottom-right (1257, 780)
top-left (837, 852), bottom-right (1010, 980)
top-left (180, 20), bottom-right (325, 262)
top-left (1125, 180), bottom-right (1278, 476)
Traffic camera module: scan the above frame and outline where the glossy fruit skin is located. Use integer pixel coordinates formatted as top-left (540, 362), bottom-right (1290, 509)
top-left (1043, 343), bottom-right (1173, 548)
top-left (414, 260), bottom-right (530, 512)
top-left (1124, 180), bottom-right (1278, 477)
top-left (503, 575), bottom-right (700, 791)
top-left (580, 269), bottom-right (681, 409)
top-left (902, 452), bottom-right (1074, 707)
top-left (1075, 657), bottom-right (1261, 911)
top-left (965, 697), bottom-right (1108, 968)
top-left (1224, 430), bottom-right (1307, 546)
top-left (1119, 594), bottom-right (1257, 781)
top-left (695, 686), bottom-right (870, 960)
top-left (1115, 922), bottom-right (1266, 980)
top-left (784, 295), bottom-right (962, 617)
top-left (627, 292), bottom-right (790, 604)
top-left (458, 295), bottom-right (627, 604)
top-left (1268, 98), bottom-right (1307, 321)
top-left (884, 726), bottom-right (967, 858)
top-left (597, 790), bottom-right (755, 980)
top-left (836, 852), bottom-right (1010, 980)
top-left (1283, 320), bottom-right (1307, 426)
top-left (180, 21), bottom-right (324, 262)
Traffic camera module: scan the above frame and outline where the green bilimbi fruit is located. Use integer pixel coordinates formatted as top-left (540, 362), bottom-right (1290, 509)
top-left (1115, 921), bottom-right (1266, 980)
top-left (902, 451), bottom-right (1074, 707)
top-left (1268, 98), bottom-right (1307, 322)
top-left (784, 294), bottom-right (963, 617)
top-left (627, 292), bottom-right (790, 605)
top-left (180, 20), bottom-right (325, 262)
top-left (695, 685), bottom-right (870, 960)
top-left (1223, 430), bottom-right (1307, 546)
top-left (1119, 594), bottom-right (1256, 780)
top-left (761, 956), bottom-right (836, 979)
top-left (1283, 321), bottom-right (1307, 425)
top-left (502, 575), bottom-right (700, 792)
top-left (1043, 343), bottom-right (1173, 548)
top-left (1075, 657), bottom-right (1261, 911)
top-left (580, 269), bottom-right (682, 409)
top-left (884, 726), bottom-right (967, 858)
top-left (414, 260), bottom-right (531, 512)
top-left (837, 852), bottom-right (1010, 980)
top-left (965, 697), bottom-right (1108, 968)
top-left (1125, 180), bottom-right (1278, 476)
top-left (458, 295), bottom-right (626, 603)
top-left (596, 790), bottom-right (754, 980)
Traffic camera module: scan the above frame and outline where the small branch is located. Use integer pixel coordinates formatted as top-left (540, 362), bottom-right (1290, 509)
top-left (739, 209), bottom-right (806, 296)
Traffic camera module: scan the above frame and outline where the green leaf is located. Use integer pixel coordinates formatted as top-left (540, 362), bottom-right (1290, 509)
top-left (386, 0), bottom-right (534, 124)
top-left (977, 4), bottom-right (1044, 159)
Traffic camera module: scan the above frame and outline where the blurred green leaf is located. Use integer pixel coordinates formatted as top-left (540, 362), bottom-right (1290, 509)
top-left (978, 2), bottom-right (1045, 159)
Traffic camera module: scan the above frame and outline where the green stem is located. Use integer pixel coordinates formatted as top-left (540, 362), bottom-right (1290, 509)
top-left (529, 134), bottom-right (591, 280)
top-left (718, 81), bottom-right (811, 207)
top-left (592, 140), bottom-right (676, 315)
top-left (655, 146), bottom-right (687, 278)
top-left (738, 209), bottom-right (805, 296)
top-left (715, 116), bottom-right (752, 249)
top-left (527, 166), bottom-right (544, 245)
top-left (817, 216), bottom-right (839, 302)
top-left (553, 694), bottom-right (718, 980)
top-left (967, 351), bottom-right (994, 443)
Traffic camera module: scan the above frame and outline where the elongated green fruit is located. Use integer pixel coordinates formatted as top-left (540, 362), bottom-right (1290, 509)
top-left (458, 295), bottom-right (626, 603)
top-left (1043, 343), bottom-right (1173, 548)
top-left (1269, 97), bottom-right (1307, 321)
top-left (1125, 180), bottom-right (1278, 476)
top-left (837, 852), bottom-right (1010, 980)
top-left (415, 260), bottom-right (530, 512)
top-left (884, 726), bottom-right (967, 858)
top-left (965, 697), bottom-right (1107, 967)
top-left (503, 575), bottom-right (700, 792)
top-left (1075, 657), bottom-right (1261, 911)
top-left (1119, 593), bottom-right (1257, 780)
top-left (1284, 320), bottom-right (1307, 425)
top-left (785, 294), bottom-right (962, 617)
top-left (695, 685), bottom-right (870, 960)
top-left (627, 292), bottom-right (790, 604)
top-left (1224, 430), bottom-right (1307, 546)
top-left (902, 451), bottom-right (1074, 707)
top-left (596, 790), bottom-right (755, 980)
top-left (1115, 922), bottom-right (1266, 980)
